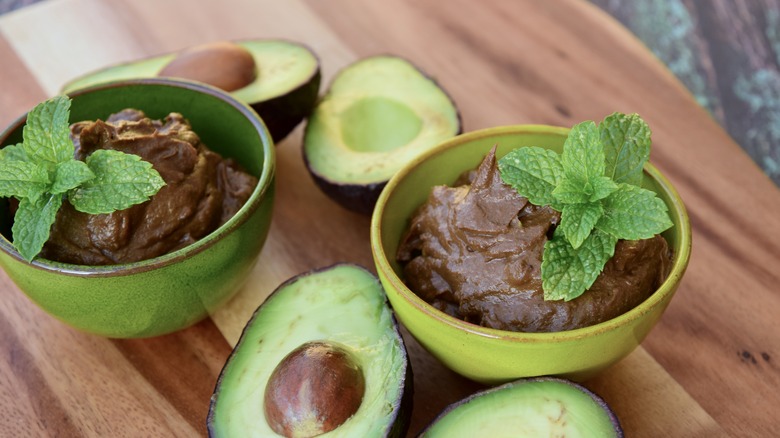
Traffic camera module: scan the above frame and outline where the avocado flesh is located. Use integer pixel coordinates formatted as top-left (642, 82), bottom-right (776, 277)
top-left (208, 264), bottom-right (410, 438)
top-left (61, 40), bottom-right (320, 142)
top-left (304, 56), bottom-right (460, 213)
top-left (421, 378), bottom-right (622, 438)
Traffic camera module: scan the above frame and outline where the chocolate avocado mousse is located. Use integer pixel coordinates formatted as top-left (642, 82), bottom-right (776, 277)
top-left (41, 109), bottom-right (257, 265)
top-left (397, 148), bottom-right (671, 333)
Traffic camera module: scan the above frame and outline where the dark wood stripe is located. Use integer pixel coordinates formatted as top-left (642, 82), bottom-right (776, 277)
top-left (651, 145), bottom-right (780, 260)
top-left (432, 12), bottom-right (564, 103)
top-left (111, 319), bottom-right (231, 436)
top-left (687, 207), bottom-right (780, 290)
top-left (0, 305), bottom-right (81, 436)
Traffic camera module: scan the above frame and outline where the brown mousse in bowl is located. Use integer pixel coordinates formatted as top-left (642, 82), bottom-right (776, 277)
top-left (41, 109), bottom-right (257, 265)
top-left (397, 148), bottom-right (671, 333)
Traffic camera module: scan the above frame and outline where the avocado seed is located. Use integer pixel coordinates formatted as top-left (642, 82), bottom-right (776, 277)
top-left (158, 41), bottom-right (256, 91)
top-left (264, 341), bottom-right (365, 438)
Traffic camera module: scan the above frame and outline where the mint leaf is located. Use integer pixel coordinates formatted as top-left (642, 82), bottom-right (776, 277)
top-left (0, 160), bottom-right (50, 201)
top-left (551, 177), bottom-right (587, 204)
top-left (497, 112), bottom-right (673, 301)
top-left (589, 176), bottom-right (618, 201)
top-left (552, 121), bottom-right (610, 205)
top-left (3, 95), bottom-right (166, 261)
top-left (0, 143), bottom-right (29, 162)
top-left (498, 147), bottom-right (563, 206)
top-left (560, 202), bottom-right (604, 249)
top-left (11, 193), bottom-right (63, 262)
top-left (600, 113), bottom-right (651, 186)
top-left (69, 149), bottom-right (165, 214)
top-left (51, 160), bottom-right (94, 194)
top-left (552, 175), bottom-right (617, 204)
top-left (542, 229), bottom-right (617, 301)
top-left (22, 95), bottom-right (73, 170)
top-left (597, 183), bottom-right (673, 240)
top-left (561, 120), bottom-right (604, 185)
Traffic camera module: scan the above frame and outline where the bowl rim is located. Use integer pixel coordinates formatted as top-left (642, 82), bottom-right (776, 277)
top-left (370, 124), bottom-right (692, 342)
top-left (0, 77), bottom-right (276, 276)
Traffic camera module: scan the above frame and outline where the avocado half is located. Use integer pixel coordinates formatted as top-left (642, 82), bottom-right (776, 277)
top-left (420, 377), bottom-right (623, 437)
top-left (207, 264), bottom-right (412, 437)
top-left (303, 55), bottom-right (461, 215)
top-left (62, 39), bottom-right (321, 143)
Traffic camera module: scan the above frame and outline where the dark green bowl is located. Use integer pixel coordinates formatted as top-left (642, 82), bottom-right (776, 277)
top-left (0, 79), bottom-right (275, 338)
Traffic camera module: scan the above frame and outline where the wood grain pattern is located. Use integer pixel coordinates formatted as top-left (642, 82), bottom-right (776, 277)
top-left (0, 0), bottom-right (778, 436)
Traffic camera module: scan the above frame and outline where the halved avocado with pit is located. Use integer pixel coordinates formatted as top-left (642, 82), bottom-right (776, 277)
top-left (208, 264), bottom-right (412, 438)
top-left (420, 377), bottom-right (623, 437)
top-left (62, 40), bottom-right (320, 143)
top-left (303, 55), bottom-right (461, 214)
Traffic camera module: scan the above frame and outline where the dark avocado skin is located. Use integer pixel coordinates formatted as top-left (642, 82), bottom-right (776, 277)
top-left (251, 64), bottom-right (321, 144)
top-left (388, 364), bottom-right (413, 438)
top-left (303, 56), bottom-right (462, 216)
top-left (207, 263), bottom-right (413, 437)
top-left (305, 107), bottom-right (462, 216)
top-left (304, 151), bottom-right (388, 216)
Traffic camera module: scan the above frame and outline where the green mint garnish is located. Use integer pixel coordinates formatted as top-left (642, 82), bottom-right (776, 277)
top-left (0, 95), bottom-right (165, 262)
top-left (0, 159), bottom-right (50, 201)
top-left (498, 113), bottom-right (673, 301)
top-left (602, 112), bottom-right (651, 186)
top-left (69, 150), bottom-right (166, 214)
top-left (542, 229), bottom-right (617, 302)
top-left (498, 147), bottom-right (563, 208)
top-left (11, 194), bottom-right (64, 263)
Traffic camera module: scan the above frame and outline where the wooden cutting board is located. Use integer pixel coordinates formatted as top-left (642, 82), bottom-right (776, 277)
top-left (1, 0), bottom-right (778, 436)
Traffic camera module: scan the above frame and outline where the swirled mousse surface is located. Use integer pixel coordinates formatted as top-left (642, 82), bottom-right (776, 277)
top-left (396, 148), bottom-right (671, 333)
top-left (41, 109), bottom-right (257, 265)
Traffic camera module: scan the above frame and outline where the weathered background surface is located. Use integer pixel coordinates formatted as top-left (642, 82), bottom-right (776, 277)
top-left (591, 0), bottom-right (780, 187)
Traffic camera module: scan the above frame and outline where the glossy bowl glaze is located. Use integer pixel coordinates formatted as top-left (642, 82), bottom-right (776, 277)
top-left (370, 125), bottom-right (691, 384)
top-left (0, 79), bottom-right (275, 338)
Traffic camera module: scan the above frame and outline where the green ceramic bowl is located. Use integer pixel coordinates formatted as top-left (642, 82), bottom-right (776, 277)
top-left (370, 125), bottom-right (691, 384)
top-left (0, 79), bottom-right (275, 338)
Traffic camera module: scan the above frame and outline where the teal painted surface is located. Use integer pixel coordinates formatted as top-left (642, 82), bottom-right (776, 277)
top-left (592, 0), bottom-right (780, 186)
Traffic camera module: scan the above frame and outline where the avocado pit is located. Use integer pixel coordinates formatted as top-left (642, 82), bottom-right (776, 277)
top-left (158, 41), bottom-right (257, 92)
top-left (264, 341), bottom-right (366, 438)
top-left (207, 264), bottom-right (411, 437)
top-left (62, 39), bottom-right (322, 143)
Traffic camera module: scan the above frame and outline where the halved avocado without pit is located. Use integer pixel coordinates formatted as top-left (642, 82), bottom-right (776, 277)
top-left (208, 264), bottom-right (412, 438)
top-left (303, 55), bottom-right (461, 214)
top-left (420, 377), bottom-right (623, 438)
top-left (62, 39), bottom-right (321, 143)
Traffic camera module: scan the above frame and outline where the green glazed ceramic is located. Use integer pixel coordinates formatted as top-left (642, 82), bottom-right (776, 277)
top-left (0, 79), bottom-right (275, 338)
top-left (370, 125), bottom-right (691, 384)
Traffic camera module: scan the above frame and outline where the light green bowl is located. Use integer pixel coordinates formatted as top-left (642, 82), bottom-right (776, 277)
top-left (0, 79), bottom-right (275, 338)
top-left (370, 125), bottom-right (691, 384)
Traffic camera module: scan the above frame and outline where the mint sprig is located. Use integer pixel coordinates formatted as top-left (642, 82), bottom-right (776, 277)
top-left (0, 95), bottom-right (165, 262)
top-left (498, 113), bottom-right (673, 301)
